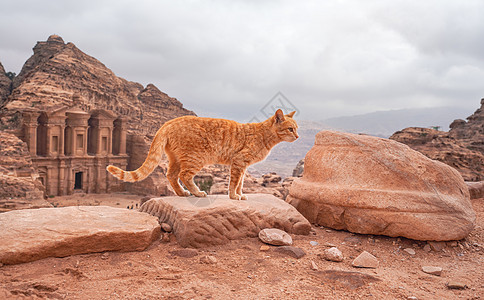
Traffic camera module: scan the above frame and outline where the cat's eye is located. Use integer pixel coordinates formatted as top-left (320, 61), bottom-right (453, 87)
top-left (288, 128), bottom-right (294, 132)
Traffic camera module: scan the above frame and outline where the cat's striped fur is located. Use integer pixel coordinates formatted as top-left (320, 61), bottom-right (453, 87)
top-left (107, 109), bottom-right (298, 200)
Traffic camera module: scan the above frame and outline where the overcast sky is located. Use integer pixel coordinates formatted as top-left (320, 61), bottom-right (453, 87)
top-left (0, 0), bottom-right (483, 122)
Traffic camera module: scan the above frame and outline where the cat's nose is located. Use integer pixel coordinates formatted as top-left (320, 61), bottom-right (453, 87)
top-left (294, 132), bottom-right (299, 139)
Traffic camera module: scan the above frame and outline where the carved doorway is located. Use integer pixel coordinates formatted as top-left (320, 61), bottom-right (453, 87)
top-left (74, 172), bottom-right (83, 190)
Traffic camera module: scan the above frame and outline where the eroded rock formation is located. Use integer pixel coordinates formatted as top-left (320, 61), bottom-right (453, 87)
top-left (287, 131), bottom-right (476, 241)
top-left (390, 99), bottom-right (484, 181)
top-left (0, 62), bottom-right (12, 108)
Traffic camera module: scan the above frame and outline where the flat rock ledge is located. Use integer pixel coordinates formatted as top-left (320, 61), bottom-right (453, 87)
top-left (139, 194), bottom-right (311, 248)
top-left (0, 206), bottom-right (161, 265)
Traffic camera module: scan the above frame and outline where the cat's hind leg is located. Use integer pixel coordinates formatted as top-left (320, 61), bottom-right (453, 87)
top-left (166, 154), bottom-right (190, 197)
top-left (179, 162), bottom-right (207, 197)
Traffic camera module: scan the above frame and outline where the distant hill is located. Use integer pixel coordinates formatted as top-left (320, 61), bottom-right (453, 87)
top-left (322, 107), bottom-right (473, 138)
top-left (248, 120), bottom-right (331, 178)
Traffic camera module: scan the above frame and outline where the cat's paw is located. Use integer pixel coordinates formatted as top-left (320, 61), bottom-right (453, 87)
top-left (194, 191), bottom-right (207, 197)
top-left (178, 190), bottom-right (190, 197)
top-left (229, 194), bottom-right (241, 200)
top-left (240, 194), bottom-right (248, 200)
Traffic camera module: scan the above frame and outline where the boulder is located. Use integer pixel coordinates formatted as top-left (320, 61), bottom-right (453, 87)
top-left (0, 206), bottom-right (161, 265)
top-left (287, 131), bottom-right (476, 241)
top-left (139, 194), bottom-right (311, 248)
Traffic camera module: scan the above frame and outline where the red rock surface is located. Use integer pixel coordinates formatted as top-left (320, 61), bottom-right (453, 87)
top-left (0, 206), bottom-right (161, 265)
top-left (390, 99), bottom-right (484, 181)
top-left (287, 130), bottom-right (476, 241)
top-left (139, 194), bottom-right (311, 248)
top-left (0, 61), bottom-right (12, 107)
top-left (0, 131), bottom-right (44, 205)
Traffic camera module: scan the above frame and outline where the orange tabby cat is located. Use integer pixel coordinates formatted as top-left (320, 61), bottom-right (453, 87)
top-left (107, 109), bottom-right (298, 200)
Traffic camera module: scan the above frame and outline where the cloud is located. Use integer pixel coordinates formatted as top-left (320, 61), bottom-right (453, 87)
top-left (0, 0), bottom-right (482, 121)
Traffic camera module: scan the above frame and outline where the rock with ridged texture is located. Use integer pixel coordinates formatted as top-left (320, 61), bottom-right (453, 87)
top-left (0, 206), bottom-right (161, 265)
top-left (287, 130), bottom-right (476, 241)
top-left (139, 194), bottom-right (311, 248)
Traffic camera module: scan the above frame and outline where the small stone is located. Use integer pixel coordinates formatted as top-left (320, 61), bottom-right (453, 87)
top-left (421, 266), bottom-right (442, 276)
top-left (344, 236), bottom-right (361, 245)
top-left (323, 247), bottom-right (344, 262)
top-left (352, 251), bottom-right (379, 268)
top-left (324, 242), bottom-right (336, 247)
top-left (259, 228), bottom-right (293, 246)
top-left (428, 241), bottom-right (445, 252)
top-left (161, 223), bottom-right (172, 232)
top-left (161, 232), bottom-right (171, 242)
top-left (447, 281), bottom-right (467, 290)
top-left (448, 241), bottom-right (458, 247)
top-left (310, 260), bottom-right (318, 270)
top-left (407, 297), bottom-right (418, 300)
top-left (169, 249), bottom-right (199, 258)
top-left (403, 248), bottom-right (416, 255)
top-left (274, 246), bottom-right (306, 259)
top-left (260, 245), bottom-right (270, 251)
top-left (309, 241), bottom-right (319, 246)
top-left (423, 244), bottom-right (431, 252)
top-left (200, 255), bottom-right (217, 264)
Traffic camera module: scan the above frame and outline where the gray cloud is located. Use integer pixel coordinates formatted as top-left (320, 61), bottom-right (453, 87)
top-left (0, 0), bottom-right (482, 122)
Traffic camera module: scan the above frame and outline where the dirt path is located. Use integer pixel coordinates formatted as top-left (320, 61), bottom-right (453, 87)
top-left (1, 197), bottom-right (482, 299)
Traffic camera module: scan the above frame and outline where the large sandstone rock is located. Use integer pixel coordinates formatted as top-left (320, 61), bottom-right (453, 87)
top-left (0, 206), bottom-right (161, 265)
top-left (287, 131), bottom-right (476, 241)
top-left (0, 61), bottom-right (12, 107)
top-left (139, 194), bottom-right (311, 248)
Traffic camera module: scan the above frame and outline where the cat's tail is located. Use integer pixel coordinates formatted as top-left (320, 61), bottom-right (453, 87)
top-left (106, 130), bottom-right (166, 183)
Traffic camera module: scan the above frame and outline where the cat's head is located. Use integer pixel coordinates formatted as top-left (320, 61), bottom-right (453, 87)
top-left (271, 109), bottom-right (299, 142)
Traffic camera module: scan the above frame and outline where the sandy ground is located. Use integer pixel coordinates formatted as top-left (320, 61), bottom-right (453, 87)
top-left (0, 195), bottom-right (482, 300)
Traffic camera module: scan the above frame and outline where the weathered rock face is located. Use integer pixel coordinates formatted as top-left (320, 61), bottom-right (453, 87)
top-left (287, 130), bottom-right (476, 241)
top-left (139, 194), bottom-right (311, 248)
top-left (0, 61), bottom-right (12, 107)
top-left (4, 35), bottom-right (195, 136)
top-left (390, 99), bottom-right (484, 181)
top-left (0, 131), bottom-right (44, 204)
top-left (0, 206), bottom-right (161, 265)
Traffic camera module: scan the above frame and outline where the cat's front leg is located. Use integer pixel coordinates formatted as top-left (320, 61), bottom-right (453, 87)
top-left (236, 168), bottom-right (247, 200)
top-left (229, 164), bottom-right (245, 200)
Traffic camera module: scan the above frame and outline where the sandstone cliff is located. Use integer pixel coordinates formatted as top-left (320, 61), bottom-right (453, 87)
top-left (4, 35), bottom-right (195, 135)
top-left (390, 99), bottom-right (484, 181)
top-left (0, 61), bottom-right (12, 108)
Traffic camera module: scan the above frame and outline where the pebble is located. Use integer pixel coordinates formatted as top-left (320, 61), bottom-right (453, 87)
top-left (258, 228), bottom-right (293, 246)
top-left (161, 223), bottom-right (172, 232)
top-left (421, 266), bottom-right (442, 276)
top-left (423, 244), bottom-right (431, 252)
top-left (310, 260), bottom-right (318, 271)
top-left (407, 296), bottom-right (418, 300)
top-left (260, 245), bottom-right (270, 251)
top-left (352, 251), bottom-right (379, 269)
top-left (403, 248), bottom-right (416, 255)
top-left (309, 241), bottom-right (319, 246)
top-left (199, 255), bottom-right (217, 264)
top-left (428, 241), bottom-right (445, 252)
top-left (322, 247), bottom-right (344, 262)
top-left (274, 246), bottom-right (306, 259)
top-left (447, 281), bottom-right (467, 290)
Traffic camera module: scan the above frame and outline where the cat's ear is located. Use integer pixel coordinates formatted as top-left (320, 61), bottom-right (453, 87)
top-left (274, 109), bottom-right (285, 123)
top-left (286, 111), bottom-right (296, 118)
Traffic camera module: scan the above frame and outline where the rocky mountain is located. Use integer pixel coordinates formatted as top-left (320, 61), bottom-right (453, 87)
top-left (0, 61), bottom-right (12, 107)
top-left (390, 98), bottom-right (484, 181)
top-left (323, 107), bottom-right (473, 138)
top-left (3, 34), bottom-right (195, 135)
